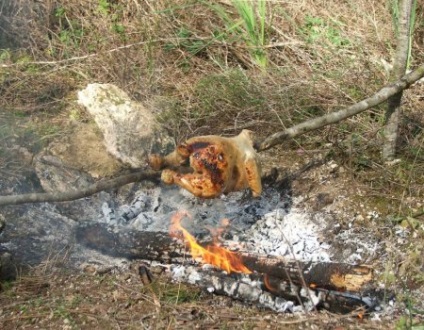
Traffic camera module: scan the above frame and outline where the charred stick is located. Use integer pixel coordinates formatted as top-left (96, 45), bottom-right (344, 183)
top-left (240, 253), bottom-right (373, 292)
top-left (77, 224), bottom-right (374, 293)
top-left (171, 266), bottom-right (378, 314)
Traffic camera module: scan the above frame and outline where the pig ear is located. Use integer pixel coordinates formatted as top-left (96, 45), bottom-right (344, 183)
top-left (177, 143), bottom-right (191, 157)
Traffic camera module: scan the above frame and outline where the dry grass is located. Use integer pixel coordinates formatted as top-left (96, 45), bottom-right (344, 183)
top-left (1, 0), bottom-right (422, 141)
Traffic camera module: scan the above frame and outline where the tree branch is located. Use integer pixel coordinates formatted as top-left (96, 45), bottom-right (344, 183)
top-left (257, 64), bottom-right (424, 151)
top-left (0, 170), bottom-right (159, 207)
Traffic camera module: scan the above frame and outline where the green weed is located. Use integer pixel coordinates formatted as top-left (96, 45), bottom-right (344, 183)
top-left (97, 0), bottom-right (111, 16)
top-left (232, 0), bottom-right (267, 67)
top-left (165, 27), bottom-right (208, 56)
top-left (149, 281), bottom-right (201, 304)
top-left (302, 15), bottom-right (350, 47)
top-left (52, 6), bottom-right (84, 53)
top-left (205, 0), bottom-right (268, 68)
top-left (396, 293), bottom-right (424, 329)
top-left (0, 49), bottom-right (11, 63)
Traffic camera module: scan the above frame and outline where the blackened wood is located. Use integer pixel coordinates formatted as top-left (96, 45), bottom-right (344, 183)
top-left (241, 253), bottom-right (373, 292)
top-left (75, 223), bottom-right (184, 262)
top-left (76, 224), bottom-right (373, 293)
top-left (263, 274), bottom-right (379, 314)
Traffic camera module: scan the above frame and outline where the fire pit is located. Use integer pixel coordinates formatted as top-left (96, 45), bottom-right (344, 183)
top-left (71, 173), bottom-right (383, 314)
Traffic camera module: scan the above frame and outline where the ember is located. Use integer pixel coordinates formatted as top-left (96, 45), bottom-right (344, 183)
top-left (170, 211), bottom-right (252, 274)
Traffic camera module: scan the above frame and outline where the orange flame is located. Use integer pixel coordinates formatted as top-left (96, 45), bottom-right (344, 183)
top-left (263, 274), bottom-right (276, 292)
top-left (170, 211), bottom-right (252, 274)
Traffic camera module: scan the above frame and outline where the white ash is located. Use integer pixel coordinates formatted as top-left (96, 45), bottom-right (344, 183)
top-left (96, 183), bottom-right (380, 265)
top-left (170, 264), bottom-right (319, 313)
top-left (98, 183), bottom-right (290, 236)
top-left (242, 207), bottom-right (331, 262)
top-left (333, 227), bottom-right (380, 264)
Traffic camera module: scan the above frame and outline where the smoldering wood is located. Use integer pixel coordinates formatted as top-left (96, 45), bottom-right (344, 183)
top-left (172, 265), bottom-right (296, 313)
top-left (263, 274), bottom-right (380, 314)
top-left (240, 253), bottom-right (373, 292)
top-left (163, 264), bottom-right (378, 314)
top-left (76, 223), bottom-right (378, 313)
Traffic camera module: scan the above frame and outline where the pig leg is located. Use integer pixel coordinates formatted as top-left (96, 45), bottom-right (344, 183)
top-left (161, 169), bottom-right (222, 198)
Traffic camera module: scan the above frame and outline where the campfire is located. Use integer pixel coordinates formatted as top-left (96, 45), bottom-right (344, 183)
top-left (170, 211), bottom-right (252, 275)
top-left (0, 125), bottom-right (387, 315)
top-left (75, 179), bottom-right (384, 315)
top-left (164, 209), bottom-right (380, 314)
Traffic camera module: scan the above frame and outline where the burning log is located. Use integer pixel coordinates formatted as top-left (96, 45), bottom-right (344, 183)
top-left (76, 223), bottom-right (382, 314)
top-left (240, 253), bottom-right (373, 292)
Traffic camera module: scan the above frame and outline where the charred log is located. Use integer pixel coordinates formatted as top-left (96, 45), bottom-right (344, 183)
top-left (76, 224), bottom-right (373, 292)
top-left (241, 253), bottom-right (373, 292)
top-left (77, 223), bottom-right (380, 314)
top-left (170, 266), bottom-right (380, 314)
top-left (262, 274), bottom-right (381, 314)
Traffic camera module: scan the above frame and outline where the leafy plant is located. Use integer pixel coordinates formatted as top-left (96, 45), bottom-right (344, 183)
top-left (232, 0), bottom-right (267, 67)
top-left (97, 0), bottom-right (111, 16)
top-left (51, 6), bottom-right (84, 55)
top-left (205, 0), bottom-right (268, 68)
top-left (0, 49), bottom-right (11, 64)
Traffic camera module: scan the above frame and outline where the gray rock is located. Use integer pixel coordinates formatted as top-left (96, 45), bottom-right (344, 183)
top-left (77, 84), bottom-right (174, 168)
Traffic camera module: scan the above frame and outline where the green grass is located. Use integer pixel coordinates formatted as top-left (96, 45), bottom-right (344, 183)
top-left (204, 0), bottom-right (268, 68)
top-left (232, 0), bottom-right (267, 67)
top-left (301, 15), bottom-right (350, 47)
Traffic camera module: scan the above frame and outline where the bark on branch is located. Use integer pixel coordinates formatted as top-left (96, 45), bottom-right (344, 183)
top-left (0, 170), bottom-right (159, 207)
top-left (258, 64), bottom-right (424, 151)
top-left (382, 0), bottom-right (414, 160)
